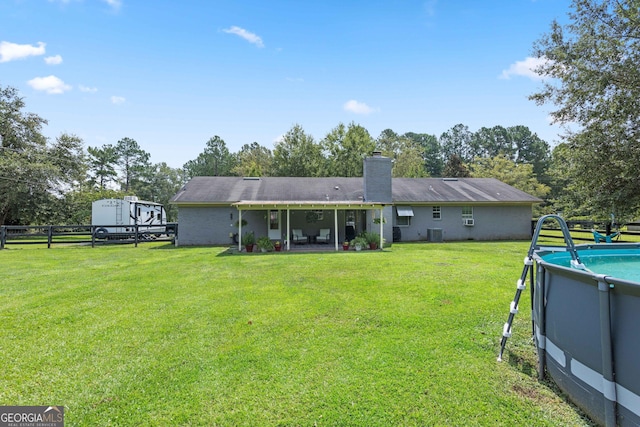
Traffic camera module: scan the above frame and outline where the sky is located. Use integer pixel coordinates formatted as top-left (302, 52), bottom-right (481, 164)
top-left (1, 0), bottom-right (572, 169)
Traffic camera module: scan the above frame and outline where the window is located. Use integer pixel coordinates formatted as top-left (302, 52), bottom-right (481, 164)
top-left (397, 216), bottom-right (411, 226)
top-left (432, 206), bottom-right (441, 220)
top-left (396, 206), bottom-right (413, 227)
top-left (462, 206), bottom-right (473, 219)
top-left (346, 210), bottom-right (355, 227)
top-left (269, 210), bottom-right (279, 230)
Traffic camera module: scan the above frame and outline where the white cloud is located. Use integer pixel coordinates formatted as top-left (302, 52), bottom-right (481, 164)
top-left (343, 99), bottom-right (377, 115)
top-left (27, 75), bottom-right (72, 94)
top-left (500, 56), bottom-right (551, 81)
top-left (44, 54), bottom-right (63, 65)
top-left (79, 85), bottom-right (98, 93)
top-left (103, 0), bottom-right (122, 10)
top-left (0, 41), bottom-right (46, 63)
top-left (222, 26), bottom-right (264, 48)
top-left (111, 96), bottom-right (126, 104)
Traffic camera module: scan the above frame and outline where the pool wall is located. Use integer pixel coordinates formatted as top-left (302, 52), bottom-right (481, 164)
top-left (534, 244), bottom-right (640, 426)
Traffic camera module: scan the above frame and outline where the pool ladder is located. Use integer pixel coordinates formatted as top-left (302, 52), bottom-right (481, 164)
top-left (497, 214), bottom-right (584, 362)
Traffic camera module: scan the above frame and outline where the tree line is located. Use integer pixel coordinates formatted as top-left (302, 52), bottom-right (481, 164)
top-left (1, 84), bottom-right (557, 226)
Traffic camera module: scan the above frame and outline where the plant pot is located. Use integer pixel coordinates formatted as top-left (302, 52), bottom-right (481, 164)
top-left (355, 244), bottom-right (362, 251)
top-left (275, 245), bottom-right (282, 252)
top-left (369, 242), bottom-right (378, 250)
top-left (245, 244), bottom-right (254, 253)
top-left (261, 248), bottom-right (267, 253)
top-left (342, 244), bottom-right (349, 251)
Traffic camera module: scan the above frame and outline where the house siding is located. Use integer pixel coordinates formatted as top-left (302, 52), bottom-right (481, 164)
top-left (177, 207), bottom-right (268, 246)
top-left (394, 205), bottom-right (532, 242)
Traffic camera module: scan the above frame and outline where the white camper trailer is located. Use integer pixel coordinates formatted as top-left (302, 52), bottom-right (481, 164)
top-left (92, 196), bottom-right (167, 238)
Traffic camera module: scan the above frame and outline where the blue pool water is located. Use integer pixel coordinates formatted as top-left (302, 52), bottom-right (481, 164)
top-left (541, 249), bottom-right (640, 283)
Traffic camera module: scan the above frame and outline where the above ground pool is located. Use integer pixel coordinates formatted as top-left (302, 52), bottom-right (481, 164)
top-left (500, 215), bottom-right (640, 427)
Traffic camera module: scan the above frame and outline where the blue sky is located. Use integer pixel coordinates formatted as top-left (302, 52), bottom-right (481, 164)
top-left (1, 0), bottom-right (570, 168)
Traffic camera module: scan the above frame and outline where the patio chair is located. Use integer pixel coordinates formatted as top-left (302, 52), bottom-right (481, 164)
top-left (316, 228), bottom-right (330, 244)
top-left (292, 229), bottom-right (307, 244)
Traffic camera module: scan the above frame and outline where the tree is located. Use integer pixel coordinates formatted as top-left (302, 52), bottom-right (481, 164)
top-left (531, 0), bottom-right (640, 216)
top-left (0, 86), bottom-right (47, 151)
top-left (376, 129), bottom-right (428, 177)
top-left (232, 142), bottom-right (273, 177)
top-left (546, 143), bottom-right (586, 217)
top-left (470, 126), bottom-right (513, 159)
top-left (133, 162), bottom-right (183, 221)
top-left (183, 136), bottom-right (237, 178)
top-left (507, 126), bottom-right (551, 181)
top-left (403, 132), bottom-right (442, 176)
top-left (0, 85), bottom-right (53, 224)
top-left (470, 155), bottom-right (551, 217)
top-left (469, 125), bottom-right (551, 182)
top-left (115, 137), bottom-right (151, 192)
top-left (322, 122), bottom-right (376, 177)
top-left (442, 154), bottom-right (471, 177)
top-left (470, 155), bottom-right (551, 199)
top-left (87, 144), bottom-right (118, 189)
top-left (50, 134), bottom-right (87, 190)
top-left (439, 124), bottom-right (474, 163)
top-left (272, 124), bottom-right (324, 177)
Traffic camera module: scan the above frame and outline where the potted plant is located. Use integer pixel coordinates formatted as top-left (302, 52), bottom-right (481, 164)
top-left (274, 241), bottom-right (282, 252)
top-left (350, 235), bottom-right (368, 251)
top-left (365, 231), bottom-right (380, 250)
top-left (257, 236), bottom-right (274, 252)
top-left (342, 241), bottom-right (350, 251)
top-left (241, 231), bottom-right (255, 252)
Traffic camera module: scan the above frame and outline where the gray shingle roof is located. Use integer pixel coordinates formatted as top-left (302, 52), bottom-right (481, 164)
top-left (392, 178), bottom-right (541, 204)
top-left (170, 176), bottom-right (541, 205)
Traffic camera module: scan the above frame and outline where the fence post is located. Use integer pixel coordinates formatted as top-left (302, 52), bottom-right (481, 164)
top-left (173, 223), bottom-right (178, 247)
top-left (47, 226), bottom-right (53, 249)
top-left (0, 226), bottom-right (5, 250)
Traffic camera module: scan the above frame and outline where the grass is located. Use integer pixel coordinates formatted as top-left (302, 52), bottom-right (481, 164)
top-left (0, 242), bottom-right (594, 426)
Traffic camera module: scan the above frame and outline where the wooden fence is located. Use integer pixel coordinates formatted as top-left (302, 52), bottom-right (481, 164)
top-left (0, 223), bottom-right (177, 249)
top-left (533, 220), bottom-right (640, 243)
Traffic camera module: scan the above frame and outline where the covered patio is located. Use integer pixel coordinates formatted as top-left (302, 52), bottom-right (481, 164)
top-left (233, 201), bottom-right (385, 252)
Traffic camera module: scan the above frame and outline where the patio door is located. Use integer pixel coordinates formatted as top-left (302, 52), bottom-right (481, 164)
top-left (268, 210), bottom-right (281, 240)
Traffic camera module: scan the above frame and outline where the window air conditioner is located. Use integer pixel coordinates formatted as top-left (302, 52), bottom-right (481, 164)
top-left (464, 218), bottom-right (475, 226)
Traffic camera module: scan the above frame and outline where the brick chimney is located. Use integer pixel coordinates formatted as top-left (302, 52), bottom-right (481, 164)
top-left (363, 152), bottom-right (392, 203)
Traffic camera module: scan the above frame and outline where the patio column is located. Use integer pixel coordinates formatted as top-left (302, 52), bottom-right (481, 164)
top-left (379, 207), bottom-right (384, 249)
top-left (238, 209), bottom-right (243, 252)
top-left (334, 208), bottom-right (339, 251)
top-left (286, 209), bottom-right (291, 251)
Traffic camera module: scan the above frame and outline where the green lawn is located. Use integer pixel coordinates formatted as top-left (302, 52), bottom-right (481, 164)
top-left (0, 242), bottom-right (594, 426)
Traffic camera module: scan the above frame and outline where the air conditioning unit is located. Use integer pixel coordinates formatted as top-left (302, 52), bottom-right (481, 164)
top-left (463, 218), bottom-right (475, 226)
